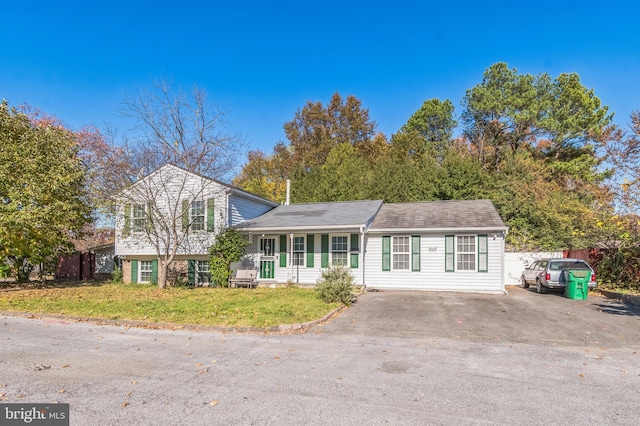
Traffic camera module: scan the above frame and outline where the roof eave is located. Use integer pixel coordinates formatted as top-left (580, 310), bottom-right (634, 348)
top-left (237, 224), bottom-right (367, 233)
top-left (367, 226), bottom-right (509, 234)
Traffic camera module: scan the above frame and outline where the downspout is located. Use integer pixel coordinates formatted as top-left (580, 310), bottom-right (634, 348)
top-left (360, 225), bottom-right (365, 288)
top-left (502, 230), bottom-right (508, 295)
top-left (290, 232), bottom-right (294, 284)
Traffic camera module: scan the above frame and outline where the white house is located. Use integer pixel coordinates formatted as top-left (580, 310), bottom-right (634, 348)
top-left (238, 199), bottom-right (508, 293)
top-left (115, 164), bottom-right (277, 285)
top-left (117, 165), bottom-right (509, 293)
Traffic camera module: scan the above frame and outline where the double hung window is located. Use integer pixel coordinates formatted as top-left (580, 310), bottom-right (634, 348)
top-left (293, 236), bottom-right (305, 266)
top-left (331, 235), bottom-right (348, 266)
top-left (191, 200), bottom-right (205, 231)
top-left (139, 260), bottom-right (152, 283)
top-left (133, 204), bottom-right (146, 232)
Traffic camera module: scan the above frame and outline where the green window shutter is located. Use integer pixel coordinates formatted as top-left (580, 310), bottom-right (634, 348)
top-left (131, 259), bottom-right (138, 284)
top-left (187, 259), bottom-right (195, 286)
top-left (350, 234), bottom-right (359, 269)
top-left (123, 204), bottom-right (131, 237)
top-left (306, 234), bottom-right (315, 268)
top-left (206, 198), bottom-right (215, 232)
top-left (382, 236), bottom-right (391, 271)
top-left (412, 235), bottom-right (421, 272)
top-left (445, 235), bottom-right (454, 272)
top-left (182, 199), bottom-right (190, 232)
top-left (478, 234), bottom-right (488, 272)
top-left (279, 235), bottom-right (287, 267)
top-left (321, 234), bottom-right (329, 268)
top-left (151, 259), bottom-right (158, 284)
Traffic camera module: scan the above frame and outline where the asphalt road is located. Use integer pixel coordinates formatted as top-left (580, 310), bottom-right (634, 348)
top-left (1, 287), bottom-right (639, 425)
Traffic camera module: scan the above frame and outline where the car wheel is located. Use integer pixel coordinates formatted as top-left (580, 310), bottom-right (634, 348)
top-left (536, 280), bottom-right (546, 294)
top-left (522, 276), bottom-right (529, 289)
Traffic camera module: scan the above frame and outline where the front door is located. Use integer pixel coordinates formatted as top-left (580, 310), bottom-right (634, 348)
top-left (259, 238), bottom-right (276, 280)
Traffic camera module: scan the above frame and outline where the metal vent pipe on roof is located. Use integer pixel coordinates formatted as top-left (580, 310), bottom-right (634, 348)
top-left (285, 179), bottom-right (290, 205)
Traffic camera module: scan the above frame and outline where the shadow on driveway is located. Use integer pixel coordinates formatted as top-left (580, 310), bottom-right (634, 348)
top-left (315, 286), bottom-right (640, 349)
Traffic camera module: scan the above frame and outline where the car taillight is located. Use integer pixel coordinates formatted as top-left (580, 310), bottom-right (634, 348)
top-left (545, 273), bottom-right (550, 281)
top-left (591, 273), bottom-right (596, 282)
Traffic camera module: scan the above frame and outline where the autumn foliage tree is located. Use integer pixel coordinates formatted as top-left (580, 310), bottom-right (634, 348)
top-left (0, 100), bottom-right (92, 281)
top-left (233, 92), bottom-right (382, 203)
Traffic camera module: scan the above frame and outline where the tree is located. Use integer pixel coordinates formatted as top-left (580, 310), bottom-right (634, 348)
top-left (106, 79), bottom-right (246, 288)
top-left (402, 98), bottom-right (457, 161)
top-left (601, 111), bottom-right (640, 212)
top-left (461, 62), bottom-right (612, 174)
top-left (208, 227), bottom-right (249, 287)
top-left (284, 92), bottom-right (378, 171)
top-left (234, 92), bottom-right (383, 202)
top-left (0, 100), bottom-right (92, 281)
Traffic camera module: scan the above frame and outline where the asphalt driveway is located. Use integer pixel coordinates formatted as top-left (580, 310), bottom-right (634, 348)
top-left (318, 286), bottom-right (640, 349)
top-left (2, 287), bottom-right (640, 425)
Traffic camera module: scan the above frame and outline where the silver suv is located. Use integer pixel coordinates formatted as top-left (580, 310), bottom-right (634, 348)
top-left (521, 258), bottom-right (597, 294)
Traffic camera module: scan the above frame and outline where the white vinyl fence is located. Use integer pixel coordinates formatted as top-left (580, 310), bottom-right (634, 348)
top-left (504, 251), bottom-right (564, 286)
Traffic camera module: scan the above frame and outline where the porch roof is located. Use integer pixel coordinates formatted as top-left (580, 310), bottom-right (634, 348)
top-left (237, 200), bottom-right (383, 232)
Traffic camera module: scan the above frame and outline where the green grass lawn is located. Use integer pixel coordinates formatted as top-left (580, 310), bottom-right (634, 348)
top-left (0, 282), bottom-right (341, 328)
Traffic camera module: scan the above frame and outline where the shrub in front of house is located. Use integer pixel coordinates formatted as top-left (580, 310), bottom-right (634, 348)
top-left (315, 265), bottom-right (355, 305)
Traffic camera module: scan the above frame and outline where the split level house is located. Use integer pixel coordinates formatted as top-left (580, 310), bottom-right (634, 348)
top-left (115, 164), bottom-right (509, 293)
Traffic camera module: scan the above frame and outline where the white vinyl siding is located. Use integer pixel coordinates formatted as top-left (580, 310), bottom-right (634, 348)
top-left (365, 233), bottom-right (505, 293)
top-left (115, 165), bottom-right (275, 258)
top-left (229, 194), bottom-right (275, 226)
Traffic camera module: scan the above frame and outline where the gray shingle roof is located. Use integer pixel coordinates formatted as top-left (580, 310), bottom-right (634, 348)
top-left (368, 199), bottom-right (507, 231)
top-left (239, 200), bottom-right (383, 231)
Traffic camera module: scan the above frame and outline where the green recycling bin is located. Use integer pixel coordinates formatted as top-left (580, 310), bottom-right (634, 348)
top-left (564, 269), bottom-right (590, 300)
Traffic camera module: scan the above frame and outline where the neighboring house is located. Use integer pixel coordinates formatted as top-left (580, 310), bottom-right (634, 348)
top-left (115, 164), bottom-right (278, 286)
top-left (238, 199), bottom-right (509, 293)
top-left (90, 243), bottom-right (116, 274)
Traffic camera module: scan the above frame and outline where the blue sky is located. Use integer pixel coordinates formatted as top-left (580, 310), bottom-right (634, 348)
top-left (2, 1), bottom-right (639, 161)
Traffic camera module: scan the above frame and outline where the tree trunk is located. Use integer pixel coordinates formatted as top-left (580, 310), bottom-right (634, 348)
top-left (157, 260), bottom-right (167, 289)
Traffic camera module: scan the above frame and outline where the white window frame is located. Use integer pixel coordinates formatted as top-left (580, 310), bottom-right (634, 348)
top-left (331, 234), bottom-right (349, 266)
top-left (292, 235), bottom-right (305, 267)
top-left (133, 204), bottom-right (146, 233)
top-left (139, 260), bottom-right (152, 283)
top-left (456, 235), bottom-right (476, 271)
top-left (191, 200), bottom-right (205, 231)
top-left (392, 236), bottom-right (411, 270)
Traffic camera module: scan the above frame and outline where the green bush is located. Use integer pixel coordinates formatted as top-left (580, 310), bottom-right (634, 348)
top-left (111, 267), bottom-right (123, 283)
top-left (315, 265), bottom-right (355, 305)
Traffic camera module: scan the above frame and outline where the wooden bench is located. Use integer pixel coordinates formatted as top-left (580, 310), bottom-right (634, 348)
top-left (229, 269), bottom-right (258, 289)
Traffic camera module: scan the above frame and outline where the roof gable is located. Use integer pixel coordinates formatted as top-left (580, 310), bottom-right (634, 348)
top-left (122, 164), bottom-right (277, 206)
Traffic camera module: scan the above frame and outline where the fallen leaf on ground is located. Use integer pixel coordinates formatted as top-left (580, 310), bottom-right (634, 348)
top-left (121, 402), bottom-right (129, 407)
top-left (210, 400), bottom-right (219, 407)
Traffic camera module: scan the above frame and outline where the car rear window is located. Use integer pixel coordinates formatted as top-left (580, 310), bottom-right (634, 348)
top-left (549, 261), bottom-right (590, 270)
